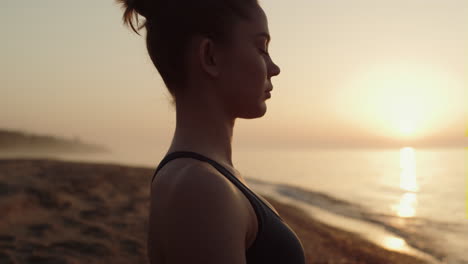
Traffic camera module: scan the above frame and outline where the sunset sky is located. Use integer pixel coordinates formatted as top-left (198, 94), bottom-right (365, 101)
top-left (2, 0), bottom-right (467, 152)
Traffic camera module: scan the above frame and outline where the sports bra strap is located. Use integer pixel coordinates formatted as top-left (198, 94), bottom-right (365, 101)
top-left (151, 151), bottom-right (235, 184)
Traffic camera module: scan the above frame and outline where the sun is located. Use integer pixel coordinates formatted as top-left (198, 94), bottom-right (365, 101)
top-left (338, 62), bottom-right (463, 141)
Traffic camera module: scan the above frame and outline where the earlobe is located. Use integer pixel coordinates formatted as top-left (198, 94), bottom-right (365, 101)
top-left (199, 38), bottom-right (220, 78)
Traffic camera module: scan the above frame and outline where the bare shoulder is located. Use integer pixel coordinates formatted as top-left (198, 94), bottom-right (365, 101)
top-left (148, 159), bottom-right (249, 264)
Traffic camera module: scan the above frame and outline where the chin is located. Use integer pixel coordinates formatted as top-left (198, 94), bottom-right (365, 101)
top-left (238, 105), bottom-right (267, 119)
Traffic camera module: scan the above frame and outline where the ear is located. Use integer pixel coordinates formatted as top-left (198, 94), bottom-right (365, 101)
top-left (198, 38), bottom-right (220, 78)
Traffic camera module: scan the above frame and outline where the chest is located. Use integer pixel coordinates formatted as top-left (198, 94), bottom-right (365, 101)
top-left (230, 171), bottom-right (280, 216)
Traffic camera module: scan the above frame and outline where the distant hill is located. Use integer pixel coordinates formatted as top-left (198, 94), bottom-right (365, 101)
top-left (0, 129), bottom-right (109, 154)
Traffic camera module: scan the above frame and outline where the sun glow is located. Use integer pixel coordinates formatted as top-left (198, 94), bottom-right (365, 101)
top-left (340, 62), bottom-right (464, 140)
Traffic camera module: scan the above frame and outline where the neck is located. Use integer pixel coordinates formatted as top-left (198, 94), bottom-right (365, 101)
top-left (167, 89), bottom-right (236, 169)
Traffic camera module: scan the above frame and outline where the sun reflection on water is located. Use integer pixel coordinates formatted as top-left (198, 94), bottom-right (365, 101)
top-left (392, 147), bottom-right (418, 217)
top-left (394, 192), bottom-right (417, 217)
top-left (399, 147), bottom-right (418, 192)
top-left (382, 236), bottom-right (407, 251)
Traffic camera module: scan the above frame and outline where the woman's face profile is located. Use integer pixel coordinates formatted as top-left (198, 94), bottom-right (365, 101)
top-left (216, 6), bottom-right (281, 120)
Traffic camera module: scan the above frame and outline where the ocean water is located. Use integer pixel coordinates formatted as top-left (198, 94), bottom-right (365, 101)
top-left (232, 147), bottom-right (467, 264)
top-left (234, 147), bottom-right (467, 223)
top-left (3, 146), bottom-right (466, 263)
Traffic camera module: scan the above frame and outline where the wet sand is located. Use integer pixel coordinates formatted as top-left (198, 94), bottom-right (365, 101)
top-left (0, 159), bottom-right (429, 263)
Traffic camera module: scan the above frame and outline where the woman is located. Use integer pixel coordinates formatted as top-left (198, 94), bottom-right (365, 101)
top-left (117, 0), bottom-right (306, 263)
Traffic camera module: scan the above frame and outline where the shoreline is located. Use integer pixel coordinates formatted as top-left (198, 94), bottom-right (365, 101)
top-left (261, 193), bottom-right (436, 264)
top-left (247, 180), bottom-right (443, 263)
top-left (0, 158), bottom-right (438, 263)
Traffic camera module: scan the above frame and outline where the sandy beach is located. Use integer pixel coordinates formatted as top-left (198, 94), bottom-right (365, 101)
top-left (0, 158), bottom-right (429, 263)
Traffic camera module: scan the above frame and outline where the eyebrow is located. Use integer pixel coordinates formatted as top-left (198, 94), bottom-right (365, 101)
top-left (256, 32), bottom-right (271, 43)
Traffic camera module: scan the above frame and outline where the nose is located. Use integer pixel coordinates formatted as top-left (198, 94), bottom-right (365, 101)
top-left (269, 59), bottom-right (281, 77)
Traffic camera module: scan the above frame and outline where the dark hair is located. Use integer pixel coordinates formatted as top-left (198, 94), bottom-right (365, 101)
top-left (116, 0), bottom-right (260, 103)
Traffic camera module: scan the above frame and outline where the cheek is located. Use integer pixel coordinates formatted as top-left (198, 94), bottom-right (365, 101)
top-left (236, 51), bottom-right (268, 87)
top-left (246, 51), bottom-right (267, 76)
top-left (221, 49), bottom-right (268, 99)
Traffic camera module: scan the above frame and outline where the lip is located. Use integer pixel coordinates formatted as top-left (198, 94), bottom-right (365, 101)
top-left (265, 86), bottom-right (273, 98)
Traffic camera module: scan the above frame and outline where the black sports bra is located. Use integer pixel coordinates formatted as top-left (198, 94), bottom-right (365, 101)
top-left (151, 151), bottom-right (306, 264)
